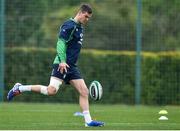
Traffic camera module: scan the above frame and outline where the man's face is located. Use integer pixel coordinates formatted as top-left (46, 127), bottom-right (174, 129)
top-left (79, 12), bottom-right (92, 25)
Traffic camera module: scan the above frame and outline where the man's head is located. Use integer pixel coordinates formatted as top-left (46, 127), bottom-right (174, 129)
top-left (75, 4), bottom-right (92, 25)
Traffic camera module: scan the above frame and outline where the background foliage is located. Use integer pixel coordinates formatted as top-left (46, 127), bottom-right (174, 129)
top-left (4, 48), bottom-right (180, 105)
top-left (5, 0), bottom-right (180, 50)
top-left (3, 0), bottom-right (180, 104)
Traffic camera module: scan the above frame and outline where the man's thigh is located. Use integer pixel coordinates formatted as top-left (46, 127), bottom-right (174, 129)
top-left (70, 79), bottom-right (88, 93)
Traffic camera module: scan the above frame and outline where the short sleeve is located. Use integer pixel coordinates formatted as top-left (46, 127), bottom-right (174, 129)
top-left (59, 23), bottom-right (76, 42)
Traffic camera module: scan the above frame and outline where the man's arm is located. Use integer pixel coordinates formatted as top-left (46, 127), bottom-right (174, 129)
top-left (57, 23), bottom-right (76, 62)
top-left (56, 38), bottom-right (69, 73)
top-left (56, 38), bottom-right (67, 63)
top-left (56, 23), bottom-right (76, 73)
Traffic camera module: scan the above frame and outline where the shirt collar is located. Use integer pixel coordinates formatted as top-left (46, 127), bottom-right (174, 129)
top-left (70, 18), bottom-right (81, 26)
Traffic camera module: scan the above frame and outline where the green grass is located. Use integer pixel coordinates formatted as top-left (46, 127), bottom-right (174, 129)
top-left (0, 103), bottom-right (180, 130)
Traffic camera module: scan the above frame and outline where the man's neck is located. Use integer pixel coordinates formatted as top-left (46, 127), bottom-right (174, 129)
top-left (73, 16), bottom-right (81, 24)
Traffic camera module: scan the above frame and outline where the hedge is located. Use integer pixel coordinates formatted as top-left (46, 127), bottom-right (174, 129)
top-left (4, 47), bottom-right (180, 105)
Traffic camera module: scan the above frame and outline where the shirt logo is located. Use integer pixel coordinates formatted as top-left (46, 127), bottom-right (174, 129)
top-left (80, 33), bottom-right (83, 37)
top-left (78, 41), bottom-right (82, 45)
top-left (78, 33), bottom-right (83, 45)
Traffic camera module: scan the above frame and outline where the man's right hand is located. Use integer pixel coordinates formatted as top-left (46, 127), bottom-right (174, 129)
top-left (57, 62), bottom-right (70, 74)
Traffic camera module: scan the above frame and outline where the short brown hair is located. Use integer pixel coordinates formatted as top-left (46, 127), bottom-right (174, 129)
top-left (79, 4), bottom-right (92, 14)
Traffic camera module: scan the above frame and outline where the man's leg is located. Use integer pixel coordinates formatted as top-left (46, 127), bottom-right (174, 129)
top-left (25, 77), bottom-right (63, 95)
top-left (7, 77), bottom-right (63, 100)
top-left (70, 79), bottom-right (104, 127)
top-left (70, 79), bottom-right (89, 111)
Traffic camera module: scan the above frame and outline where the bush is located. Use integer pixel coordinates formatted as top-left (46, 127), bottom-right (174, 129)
top-left (4, 47), bottom-right (180, 105)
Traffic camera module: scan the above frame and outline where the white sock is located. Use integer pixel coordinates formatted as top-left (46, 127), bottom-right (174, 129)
top-left (83, 110), bottom-right (92, 123)
top-left (19, 85), bottom-right (31, 92)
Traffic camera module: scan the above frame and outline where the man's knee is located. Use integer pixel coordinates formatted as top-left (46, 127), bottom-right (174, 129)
top-left (47, 86), bottom-right (57, 95)
top-left (48, 77), bottom-right (63, 95)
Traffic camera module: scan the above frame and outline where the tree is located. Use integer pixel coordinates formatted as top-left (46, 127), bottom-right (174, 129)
top-left (5, 0), bottom-right (47, 46)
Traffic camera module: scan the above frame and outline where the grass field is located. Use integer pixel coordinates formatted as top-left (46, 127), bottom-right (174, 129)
top-left (0, 103), bottom-right (180, 130)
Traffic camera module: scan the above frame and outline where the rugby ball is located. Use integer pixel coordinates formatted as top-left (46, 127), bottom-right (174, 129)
top-left (89, 80), bottom-right (103, 101)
